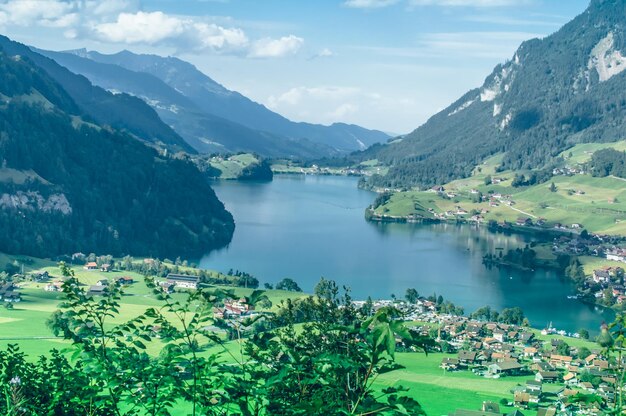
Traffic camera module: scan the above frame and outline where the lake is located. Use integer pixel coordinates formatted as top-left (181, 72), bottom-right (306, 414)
top-left (201, 174), bottom-right (612, 333)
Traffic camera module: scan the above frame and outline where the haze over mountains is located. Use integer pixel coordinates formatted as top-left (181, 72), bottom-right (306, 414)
top-left (362, 0), bottom-right (626, 190)
top-left (37, 48), bottom-right (390, 158)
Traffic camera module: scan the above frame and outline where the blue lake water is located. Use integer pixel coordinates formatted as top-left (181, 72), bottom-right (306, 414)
top-left (201, 175), bottom-right (612, 333)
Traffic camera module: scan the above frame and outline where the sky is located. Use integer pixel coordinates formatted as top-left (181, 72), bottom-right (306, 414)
top-left (0, 0), bottom-right (591, 134)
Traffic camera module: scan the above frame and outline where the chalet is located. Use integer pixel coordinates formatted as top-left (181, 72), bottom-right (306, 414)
top-left (516, 217), bottom-right (532, 226)
top-left (523, 347), bottom-right (538, 358)
top-left (535, 371), bottom-right (559, 383)
top-left (159, 282), bottom-right (175, 294)
top-left (116, 276), bottom-right (134, 285)
top-left (549, 354), bottom-right (572, 368)
top-left (32, 271), bottom-right (49, 282)
top-left (84, 262), bottom-right (98, 270)
top-left (593, 269), bottom-right (611, 284)
top-left (166, 274), bottom-right (199, 289)
top-left (100, 264), bottom-right (111, 272)
top-left (44, 281), bottom-right (64, 292)
top-left (513, 391), bottom-right (530, 408)
top-left (525, 380), bottom-right (542, 393)
top-left (431, 186), bottom-right (445, 193)
top-left (518, 332), bottom-right (535, 345)
top-left (96, 278), bottom-right (109, 286)
top-left (493, 329), bottom-right (506, 342)
top-left (563, 372), bottom-right (577, 385)
top-left (0, 283), bottom-right (19, 302)
top-left (488, 361), bottom-right (523, 376)
top-left (470, 189), bottom-right (479, 194)
top-left (440, 357), bottom-right (460, 371)
top-left (1, 292), bottom-right (21, 303)
top-left (87, 285), bottom-right (106, 296)
top-left (606, 249), bottom-right (626, 263)
top-left (458, 351), bottom-right (477, 366)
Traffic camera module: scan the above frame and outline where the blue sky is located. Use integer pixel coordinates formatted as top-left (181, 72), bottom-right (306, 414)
top-left (0, 0), bottom-right (590, 133)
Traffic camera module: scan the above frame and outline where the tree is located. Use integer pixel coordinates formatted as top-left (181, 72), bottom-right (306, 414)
top-left (578, 328), bottom-right (590, 340)
top-left (484, 175), bottom-right (492, 185)
top-left (314, 277), bottom-right (338, 301)
top-left (276, 278), bottom-right (302, 292)
top-left (263, 282), bottom-right (274, 290)
top-left (405, 288), bottom-right (419, 304)
top-left (470, 305), bottom-right (493, 322)
top-left (577, 346), bottom-right (592, 359)
top-left (549, 182), bottom-right (557, 192)
top-left (498, 307), bottom-right (525, 325)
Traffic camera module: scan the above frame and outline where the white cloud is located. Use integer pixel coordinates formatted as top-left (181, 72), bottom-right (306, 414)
top-left (0, 0), bottom-right (300, 58)
top-left (93, 11), bottom-right (249, 52)
top-left (344, 0), bottom-right (400, 8)
top-left (249, 35), bottom-right (303, 58)
top-left (0, 0), bottom-right (74, 27)
top-left (94, 11), bottom-right (185, 44)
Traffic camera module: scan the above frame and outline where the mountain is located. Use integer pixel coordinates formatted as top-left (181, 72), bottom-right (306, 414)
top-left (58, 49), bottom-right (390, 154)
top-left (0, 40), bottom-right (234, 258)
top-left (35, 49), bottom-right (334, 159)
top-left (361, 0), bottom-right (626, 189)
top-left (0, 36), bottom-right (193, 154)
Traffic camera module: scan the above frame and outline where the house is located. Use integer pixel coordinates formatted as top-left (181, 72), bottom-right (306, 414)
top-left (159, 282), bottom-right (175, 294)
top-left (518, 332), bottom-right (535, 345)
top-left (514, 391), bottom-right (530, 408)
top-left (549, 354), bottom-right (572, 368)
top-left (96, 278), bottom-right (109, 286)
top-left (516, 217), bottom-right (533, 226)
top-left (100, 264), bottom-right (111, 272)
top-left (441, 357), bottom-right (460, 371)
top-left (84, 262), bottom-right (98, 270)
top-left (458, 351), bottom-right (477, 366)
top-left (32, 271), bottom-right (49, 282)
top-left (525, 380), bottom-right (542, 393)
top-left (493, 329), bottom-right (506, 342)
top-left (116, 276), bottom-right (134, 285)
top-left (2, 292), bottom-right (21, 303)
top-left (488, 361), bottom-right (524, 376)
top-left (87, 285), bottom-right (107, 296)
top-left (563, 372), bottom-right (577, 385)
top-left (166, 274), bottom-right (199, 289)
top-left (535, 371), bottom-right (559, 383)
top-left (44, 281), bottom-right (64, 292)
top-left (593, 269), bottom-right (611, 284)
top-left (430, 186), bottom-right (445, 193)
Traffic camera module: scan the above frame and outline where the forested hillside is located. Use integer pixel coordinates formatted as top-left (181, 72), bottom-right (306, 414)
top-left (0, 46), bottom-right (234, 258)
top-left (0, 36), bottom-right (193, 153)
top-left (362, 0), bottom-right (626, 189)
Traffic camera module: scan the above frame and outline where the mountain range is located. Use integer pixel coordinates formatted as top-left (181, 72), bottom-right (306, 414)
top-left (361, 0), bottom-right (626, 190)
top-left (36, 48), bottom-right (390, 158)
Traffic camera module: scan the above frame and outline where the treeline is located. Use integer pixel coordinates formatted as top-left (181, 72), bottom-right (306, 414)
top-left (589, 148), bottom-right (626, 178)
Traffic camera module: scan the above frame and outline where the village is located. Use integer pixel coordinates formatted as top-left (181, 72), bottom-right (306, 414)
top-left (356, 298), bottom-right (621, 416)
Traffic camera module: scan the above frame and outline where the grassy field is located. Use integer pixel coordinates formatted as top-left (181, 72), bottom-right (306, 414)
top-left (375, 161), bottom-right (626, 235)
top-left (559, 140), bottom-right (626, 164)
top-left (208, 153), bottom-right (260, 179)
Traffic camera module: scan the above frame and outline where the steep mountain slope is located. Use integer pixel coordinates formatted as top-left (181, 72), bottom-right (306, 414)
top-left (0, 45), bottom-right (234, 258)
top-left (37, 49), bottom-right (334, 158)
top-left (0, 36), bottom-right (193, 153)
top-left (363, 0), bottom-right (626, 189)
top-left (63, 49), bottom-right (390, 153)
